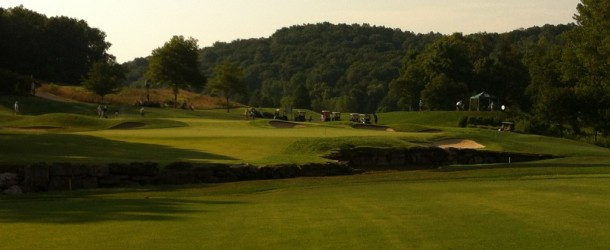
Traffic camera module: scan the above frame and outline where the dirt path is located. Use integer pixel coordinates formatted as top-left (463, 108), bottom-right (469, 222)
top-left (35, 91), bottom-right (80, 103)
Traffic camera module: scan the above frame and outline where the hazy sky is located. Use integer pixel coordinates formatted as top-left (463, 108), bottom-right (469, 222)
top-left (2, 0), bottom-right (580, 63)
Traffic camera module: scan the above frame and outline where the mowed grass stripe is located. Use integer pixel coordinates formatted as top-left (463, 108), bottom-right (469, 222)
top-left (2, 170), bottom-right (610, 249)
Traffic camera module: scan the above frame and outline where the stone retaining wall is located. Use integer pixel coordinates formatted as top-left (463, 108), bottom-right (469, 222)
top-left (327, 147), bottom-right (555, 169)
top-left (0, 147), bottom-right (555, 194)
top-left (0, 162), bottom-right (354, 194)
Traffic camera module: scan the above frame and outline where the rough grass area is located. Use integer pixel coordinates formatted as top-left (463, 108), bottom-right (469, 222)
top-left (380, 110), bottom-right (506, 127)
top-left (37, 84), bottom-right (231, 109)
top-left (1, 168), bottom-right (610, 249)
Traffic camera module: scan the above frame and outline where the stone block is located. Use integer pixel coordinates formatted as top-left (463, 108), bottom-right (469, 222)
top-left (3, 185), bottom-right (22, 195)
top-left (0, 172), bottom-right (19, 188)
top-left (23, 163), bottom-right (49, 192)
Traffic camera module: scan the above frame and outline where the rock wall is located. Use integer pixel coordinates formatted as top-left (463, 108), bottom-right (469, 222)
top-left (0, 162), bottom-right (354, 194)
top-left (328, 147), bottom-right (555, 169)
top-left (1, 147), bottom-right (555, 194)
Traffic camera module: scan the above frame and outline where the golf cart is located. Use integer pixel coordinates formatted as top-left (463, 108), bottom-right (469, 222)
top-left (331, 112), bottom-right (341, 121)
top-left (499, 121), bottom-right (514, 132)
top-left (321, 110), bottom-right (331, 122)
top-left (295, 110), bottom-right (307, 122)
top-left (273, 108), bottom-right (288, 120)
top-left (359, 114), bottom-right (371, 124)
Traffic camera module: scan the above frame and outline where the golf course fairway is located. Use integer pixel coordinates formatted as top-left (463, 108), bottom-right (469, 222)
top-left (2, 96), bottom-right (610, 249)
top-left (2, 168), bottom-right (610, 249)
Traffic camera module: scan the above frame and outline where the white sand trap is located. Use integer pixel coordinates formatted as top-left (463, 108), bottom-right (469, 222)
top-left (432, 139), bottom-right (485, 149)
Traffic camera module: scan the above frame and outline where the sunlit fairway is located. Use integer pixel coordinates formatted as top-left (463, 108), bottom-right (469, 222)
top-left (2, 95), bottom-right (610, 249)
top-left (76, 118), bottom-right (418, 164)
top-left (2, 169), bottom-right (610, 249)
top-left (3, 107), bottom-right (609, 165)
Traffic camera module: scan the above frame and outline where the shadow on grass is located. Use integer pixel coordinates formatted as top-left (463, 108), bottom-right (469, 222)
top-left (0, 188), bottom-right (248, 224)
top-left (0, 133), bottom-right (236, 164)
top-left (439, 161), bottom-right (610, 172)
top-left (0, 95), bottom-right (97, 116)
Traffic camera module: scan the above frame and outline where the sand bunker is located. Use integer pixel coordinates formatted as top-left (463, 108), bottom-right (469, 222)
top-left (352, 124), bottom-right (395, 132)
top-left (432, 139), bottom-right (485, 149)
top-left (269, 120), bottom-right (306, 128)
top-left (110, 122), bottom-right (146, 129)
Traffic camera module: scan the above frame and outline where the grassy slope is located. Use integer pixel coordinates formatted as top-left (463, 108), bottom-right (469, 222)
top-left (2, 95), bottom-right (610, 165)
top-left (379, 110), bottom-right (506, 128)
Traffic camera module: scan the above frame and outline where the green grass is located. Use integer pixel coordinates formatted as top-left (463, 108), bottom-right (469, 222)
top-left (379, 110), bottom-right (507, 128)
top-left (2, 95), bottom-right (610, 249)
top-left (2, 95), bottom-right (610, 165)
top-left (1, 168), bottom-right (610, 249)
top-left (0, 95), bottom-right (97, 115)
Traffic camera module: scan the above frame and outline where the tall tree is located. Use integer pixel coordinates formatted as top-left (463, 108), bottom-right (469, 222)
top-left (563, 0), bottom-right (610, 139)
top-left (43, 16), bottom-right (111, 85)
top-left (293, 84), bottom-right (312, 110)
top-left (420, 33), bottom-right (473, 86)
top-left (208, 60), bottom-right (246, 112)
top-left (82, 60), bottom-right (125, 103)
top-left (524, 34), bottom-right (580, 134)
top-left (421, 73), bottom-right (468, 110)
top-left (146, 35), bottom-right (205, 107)
top-left (388, 50), bottom-right (425, 111)
top-left (0, 6), bottom-right (47, 78)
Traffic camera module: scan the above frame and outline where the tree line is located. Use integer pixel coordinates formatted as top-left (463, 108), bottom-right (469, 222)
top-left (3, 2), bottom-right (609, 140)
top-left (127, 22), bottom-right (573, 116)
top-left (0, 5), bottom-right (113, 94)
top-left (127, 0), bottom-right (608, 139)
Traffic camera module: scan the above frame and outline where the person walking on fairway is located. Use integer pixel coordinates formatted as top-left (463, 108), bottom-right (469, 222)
top-left (14, 101), bottom-right (19, 115)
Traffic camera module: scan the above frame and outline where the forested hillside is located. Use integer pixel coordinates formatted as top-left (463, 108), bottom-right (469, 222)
top-left (199, 23), bottom-right (442, 113)
top-left (125, 22), bottom-right (572, 114)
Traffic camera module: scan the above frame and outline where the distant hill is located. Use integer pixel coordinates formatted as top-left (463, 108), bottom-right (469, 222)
top-left (124, 22), bottom-right (573, 113)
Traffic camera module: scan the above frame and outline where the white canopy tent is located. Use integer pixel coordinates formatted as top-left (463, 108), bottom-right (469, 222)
top-left (469, 91), bottom-right (499, 111)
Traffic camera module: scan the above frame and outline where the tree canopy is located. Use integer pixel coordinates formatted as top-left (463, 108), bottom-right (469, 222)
top-left (562, 0), bottom-right (610, 137)
top-left (207, 60), bottom-right (246, 112)
top-left (122, 22), bottom-right (577, 116)
top-left (82, 59), bottom-right (126, 103)
top-left (197, 23), bottom-right (439, 113)
top-left (146, 35), bottom-right (206, 107)
top-left (0, 5), bottom-right (111, 91)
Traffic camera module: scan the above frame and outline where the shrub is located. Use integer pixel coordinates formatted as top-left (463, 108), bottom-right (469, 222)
top-left (0, 69), bottom-right (30, 95)
top-left (467, 116), bottom-right (479, 126)
top-left (458, 116), bottom-right (468, 128)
